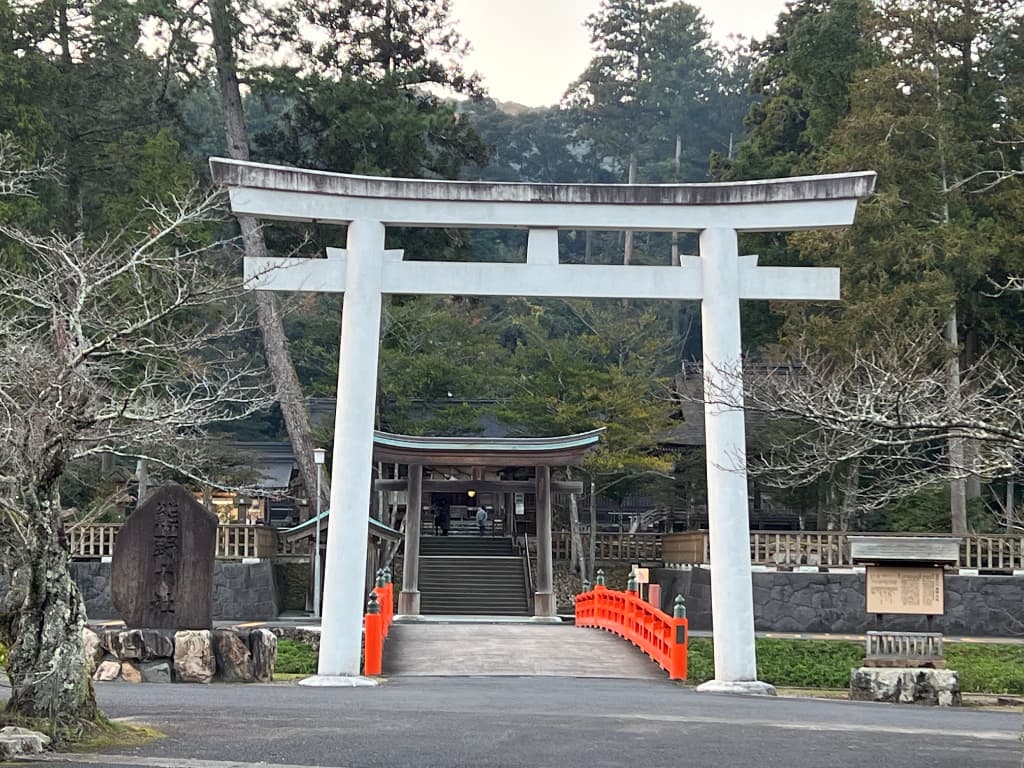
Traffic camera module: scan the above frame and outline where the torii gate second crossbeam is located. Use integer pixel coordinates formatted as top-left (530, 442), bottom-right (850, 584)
top-left (210, 159), bottom-right (875, 695)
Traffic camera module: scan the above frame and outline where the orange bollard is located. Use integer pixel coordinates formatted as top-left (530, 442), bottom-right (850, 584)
top-left (364, 593), bottom-right (384, 676)
top-left (668, 617), bottom-right (688, 680)
top-left (374, 585), bottom-right (389, 638)
top-left (668, 594), bottom-right (688, 680)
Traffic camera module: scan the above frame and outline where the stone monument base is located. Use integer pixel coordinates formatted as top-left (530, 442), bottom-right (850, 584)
top-left (850, 667), bottom-right (960, 706)
top-left (85, 626), bottom-right (277, 684)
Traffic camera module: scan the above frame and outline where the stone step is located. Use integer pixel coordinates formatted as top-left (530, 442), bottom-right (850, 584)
top-left (418, 549), bottom-right (528, 616)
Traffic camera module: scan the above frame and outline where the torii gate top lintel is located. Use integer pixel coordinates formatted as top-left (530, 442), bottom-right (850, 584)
top-left (209, 158), bottom-right (876, 232)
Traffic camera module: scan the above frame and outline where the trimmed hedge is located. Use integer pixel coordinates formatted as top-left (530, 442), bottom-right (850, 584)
top-left (687, 638), bottom-right (1024, 694)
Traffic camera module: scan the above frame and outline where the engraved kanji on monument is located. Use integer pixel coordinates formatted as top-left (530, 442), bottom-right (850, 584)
top-left (110, 483), bottom-right (217, 629)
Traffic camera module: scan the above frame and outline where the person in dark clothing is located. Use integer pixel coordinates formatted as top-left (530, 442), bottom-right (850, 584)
top-left (435, 497), bottom-right (451, 536)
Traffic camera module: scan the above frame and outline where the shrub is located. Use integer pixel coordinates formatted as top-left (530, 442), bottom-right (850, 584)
top-left (686, 638), bottom-right (1024, 694)
top-left (275, 639), bottom-right (318, 675)
top-left (947, 644), bottom-right (1024, 694)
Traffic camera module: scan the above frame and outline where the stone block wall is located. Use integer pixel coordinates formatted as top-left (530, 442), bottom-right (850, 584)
top-left (71, 560), bottom-right (280, 621)
top-left (213, 561), bottom-right (279, 620)
top-left (73, 561), bottom-right (115, 618)
top-left (653, 567), bottom-right (1024, 636)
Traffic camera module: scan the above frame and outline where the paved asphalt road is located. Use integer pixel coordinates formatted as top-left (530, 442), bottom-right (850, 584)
top-left (6, 677), bottom-right (1022, 768)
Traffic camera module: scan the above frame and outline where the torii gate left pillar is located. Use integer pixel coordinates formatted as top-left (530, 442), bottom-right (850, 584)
top-left (211, 159), bottom-right (875, 691)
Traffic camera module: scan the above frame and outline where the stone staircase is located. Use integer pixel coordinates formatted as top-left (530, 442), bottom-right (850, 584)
top-left (419, 535), bottom-right (530, 616)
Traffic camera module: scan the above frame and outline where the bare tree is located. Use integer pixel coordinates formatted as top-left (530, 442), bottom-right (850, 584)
top-left (690, 322), bottom-right (1024, 529)
top-left (0, 148), bottom-right (272, 729)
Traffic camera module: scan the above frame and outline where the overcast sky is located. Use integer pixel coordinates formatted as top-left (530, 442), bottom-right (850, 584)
top-left (449, 0), bottom-right (790, 107)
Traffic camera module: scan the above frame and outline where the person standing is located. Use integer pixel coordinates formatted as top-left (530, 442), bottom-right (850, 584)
top-left (475, 505), bottom-right (488, 536)
top-left (437, 497), bottom-right (451, 536)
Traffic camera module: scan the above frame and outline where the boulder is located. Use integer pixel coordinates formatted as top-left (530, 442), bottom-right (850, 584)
top-left (213, 629), bottom-right (254, 682)
top-left (120, 660), bottom-right (143, 684)
top-left (0, 727), bottom-right (51, 758)
top-left (104, 628), bottom-right (175, 661)
top-left (93, 657), bottom-right (121, 682)
top-left (82, 627), bottom-right (104, 673)
top-left (173, 629), bottom-right (215, 683)
top-left (850, 667), bottom-right (961, 706)
top-left (248, 628), bottom-right (278, 682)
top-left (140, 661), bottom-right (172, 684)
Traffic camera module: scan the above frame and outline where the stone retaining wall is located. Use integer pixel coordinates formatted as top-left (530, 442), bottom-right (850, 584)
top-left (653, 567), bottom-right (1024, 636)
top-left (72, 560), bottom-right (281, 621)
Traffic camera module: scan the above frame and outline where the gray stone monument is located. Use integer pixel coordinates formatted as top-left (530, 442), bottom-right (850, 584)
top-left (111, 483), bottom-right (217, 629)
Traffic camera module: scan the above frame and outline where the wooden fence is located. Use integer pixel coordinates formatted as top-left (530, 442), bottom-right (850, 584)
top-left (68, 523), bottom-right (279, 560)
top-left (70, 522), bottom-right (1024, 572)
top-left (552, 531), bottom-right (661, 563)
top-left (662, 531), bottom-right (1024, 572)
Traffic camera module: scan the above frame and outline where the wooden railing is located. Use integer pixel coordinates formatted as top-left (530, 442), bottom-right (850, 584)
top-left (959, 535), bottom-right (1024, 571)
top-left (69, 521), bottom-right (1024, 572)
top-left (216, 525), bottom-right (279, 559)
top-left (749, 531), bottom-right (849, 567)
top-left (662, 531), bottom-right (1024, 572)
top-left (866, 631), bottom-right (944, 666)
top-left (552, 531), bottom-right (662, 563)
top-left (67, 524), bottom-right (120, 559)
top-left (68, 523), bottom-right (279, 560)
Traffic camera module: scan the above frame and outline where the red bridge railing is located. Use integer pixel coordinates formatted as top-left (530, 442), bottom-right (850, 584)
top-left (363, 567), bottom-right (395, 676)
top-left (575, 578), bottom-right (688, 680)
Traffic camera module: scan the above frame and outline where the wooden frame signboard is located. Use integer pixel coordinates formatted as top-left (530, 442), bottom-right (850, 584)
top-left (865, 566), bottom-right (944, 615)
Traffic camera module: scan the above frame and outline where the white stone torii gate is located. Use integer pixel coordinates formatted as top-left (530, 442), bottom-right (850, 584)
top-left (210, 158), bottom-right (875, 693)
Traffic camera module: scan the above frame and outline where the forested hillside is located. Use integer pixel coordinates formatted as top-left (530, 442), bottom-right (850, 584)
top-left (4, 0), bottom-right (1024, 536)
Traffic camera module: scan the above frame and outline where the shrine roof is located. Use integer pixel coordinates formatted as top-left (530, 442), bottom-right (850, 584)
top-left (371, 428), bottom-right (604, 466)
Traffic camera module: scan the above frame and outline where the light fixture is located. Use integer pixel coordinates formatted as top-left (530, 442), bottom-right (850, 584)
top-left (313, 447), bottom-right (326, 465)
top-left (467, 489), bottom-right (476, 498)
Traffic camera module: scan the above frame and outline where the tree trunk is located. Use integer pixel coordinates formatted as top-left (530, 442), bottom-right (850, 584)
top-left (946, 310), bottom-right (968, 535)
top-left (1, 487), bottom-right (98, 727)
top-left (567, 470), bottom-right (585, 578)
top-left (670, 134), bottom-right (681, 267)
top-left (1006, 480), bottom-right (1015, 534)
top-left (839, 458), bottom-right (860, 530)
top-left (135, 458), bottom-right (150, 504)
top-left (208, 0), bottom-right (327, 511)
top-left (623, 153), bottom-right (637, 265)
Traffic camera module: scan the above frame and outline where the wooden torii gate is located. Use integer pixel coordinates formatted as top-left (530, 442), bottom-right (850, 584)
top-left (210, 158), bottom-right (875, 694)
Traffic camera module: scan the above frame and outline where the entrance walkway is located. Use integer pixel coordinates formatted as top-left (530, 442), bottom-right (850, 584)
top-left (382, 620), bottom-right (666, 679)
